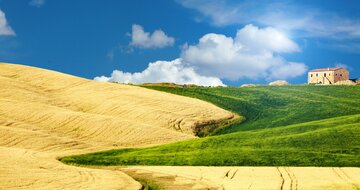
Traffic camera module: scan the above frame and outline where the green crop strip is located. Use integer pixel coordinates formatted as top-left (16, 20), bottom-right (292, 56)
top-left (61, 85), bottom-right (360, 167)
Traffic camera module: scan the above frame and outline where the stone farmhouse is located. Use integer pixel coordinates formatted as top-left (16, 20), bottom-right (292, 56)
top-left (308, 68), bottom-right (349, 85)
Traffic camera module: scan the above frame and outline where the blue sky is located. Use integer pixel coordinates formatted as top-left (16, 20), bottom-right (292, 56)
top-left (0, 0), bottom-right (359, 86)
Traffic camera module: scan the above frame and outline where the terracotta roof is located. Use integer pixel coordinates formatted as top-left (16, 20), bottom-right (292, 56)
top-left (309, 68), bottom-right (343, 72)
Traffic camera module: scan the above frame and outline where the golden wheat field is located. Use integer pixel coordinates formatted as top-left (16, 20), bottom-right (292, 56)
top-left (0, 62), bottom-right (233, 189)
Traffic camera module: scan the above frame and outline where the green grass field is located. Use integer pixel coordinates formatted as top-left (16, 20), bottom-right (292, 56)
top-left (62, 85), bottom-right (360, 166)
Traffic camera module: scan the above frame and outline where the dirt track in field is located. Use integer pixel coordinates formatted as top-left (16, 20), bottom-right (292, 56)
top-left (120, 166), bottom-right (360, 190)
top-left (0, 63), bottom-right (234, 189)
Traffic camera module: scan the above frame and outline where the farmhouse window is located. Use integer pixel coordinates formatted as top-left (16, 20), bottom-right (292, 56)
top-left (316, 73), bottom-right (318, 77)
top-left (311, 74), bottom-right (313, 77)
top-left (324, 73), bottom-right (326, 77)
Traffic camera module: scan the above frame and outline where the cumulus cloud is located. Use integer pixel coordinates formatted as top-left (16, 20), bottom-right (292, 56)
top-left (130, 24), bottom-right (175, 49)
top-left (181, 24), bottom-right (306, 80)
top-left (0, 10), bottom-right (15, 36)
top-left (268, 62), bottom-right (308, 80)
top-left (96, 24), bottom-right (305, 86)
top-left (29, 0), bottom-right (45, 7)
top-left (235, 24), bottom-right (300, 53)
top-left (94, 59), bottom-right (225, 86)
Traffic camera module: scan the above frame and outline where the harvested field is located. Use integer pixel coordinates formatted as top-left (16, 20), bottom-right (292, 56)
top-left (0, 63), bottom-right (234, 189)
top-left (121, 166), bottom-right (360, 190)
top-left (0, 147), bottom-right (141, 189)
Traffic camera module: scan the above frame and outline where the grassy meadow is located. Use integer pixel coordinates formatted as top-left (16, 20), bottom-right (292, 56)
top-left (62, 85), bottom-right (360, 166)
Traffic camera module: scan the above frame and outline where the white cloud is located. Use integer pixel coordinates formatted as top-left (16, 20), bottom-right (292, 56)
top-left (29, 0), bottom-right (45, 7)
top-left (268, 62), bottom-right (308, 80)
top-left (178, 0), bottom-right (244, 26)
top-left (97, 25), bottom-right (305, 86)
top-left (130, 24), bottom-right (175, 49)
top-left (181, 24), bottom-right (306, 80)
top-left (261, 11), bottom-right (360, 40)
top-left (235, 24), bottom-right (300, 53)
top-left (94, 59), bottom-right (225, 86)
top-left (0, 10), bottom-right (15, 36)
top-left (177, 0), bottom-right (360, 40)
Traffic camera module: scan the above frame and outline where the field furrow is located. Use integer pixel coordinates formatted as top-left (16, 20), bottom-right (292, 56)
top-left (0, 63), bottom-right (233, 189)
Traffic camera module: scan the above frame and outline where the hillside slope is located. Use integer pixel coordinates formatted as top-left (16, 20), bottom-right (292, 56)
top-left (63, 85), bottom-right (360, 166)
top-left (63, 85), bottom-right (360, 189)
top-left (144, 86), bottom-right (360, 133)
top-left (0, 63), bottom-right (234, 189)
top-left (63, 114), bottom-right (360, 166)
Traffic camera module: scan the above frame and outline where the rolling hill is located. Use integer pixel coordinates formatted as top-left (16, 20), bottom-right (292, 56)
top-left (0, 63), bottom-right (234, 189)
top-left (62, 85), bottom-right (360, 167)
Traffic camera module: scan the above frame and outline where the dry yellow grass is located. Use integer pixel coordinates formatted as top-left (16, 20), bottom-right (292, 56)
top-left (0, 62), bottom-right (234, 189)
top-left (121, 166), bottom-right (360, 190)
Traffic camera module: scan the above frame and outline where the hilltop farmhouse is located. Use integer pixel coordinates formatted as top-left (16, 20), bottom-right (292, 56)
top-left (308, 68), bottom-right (349, 85)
